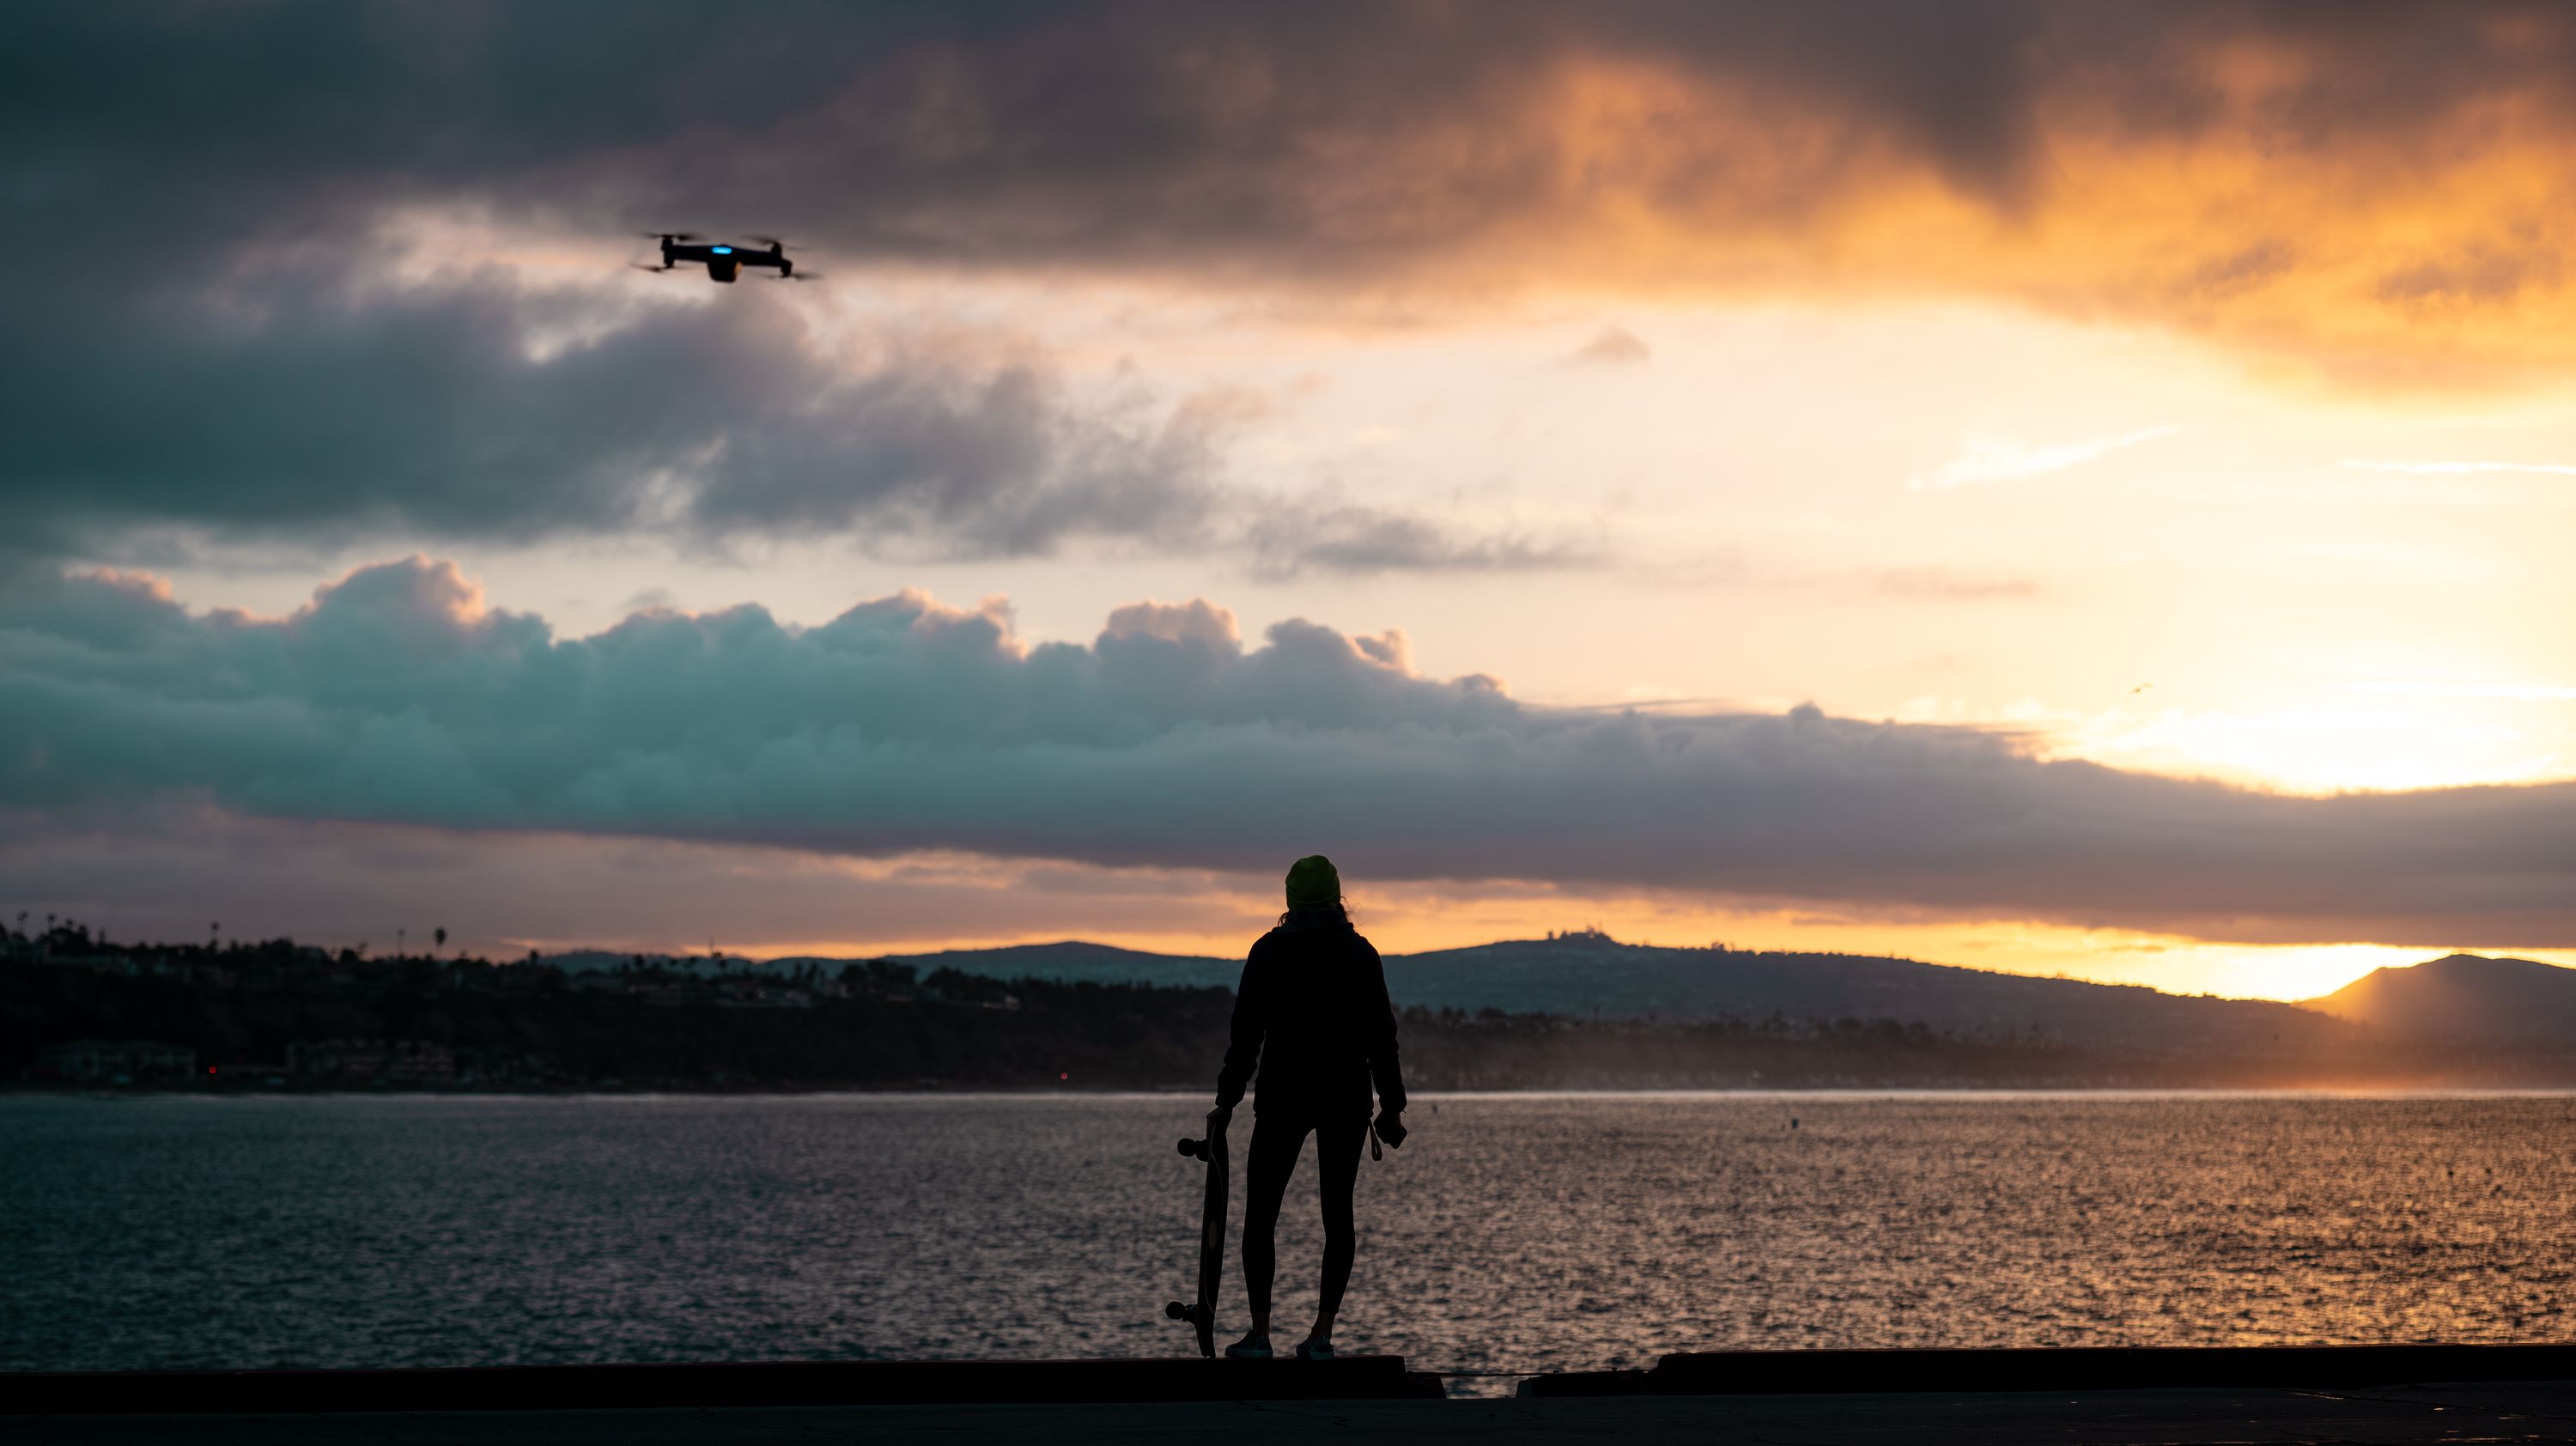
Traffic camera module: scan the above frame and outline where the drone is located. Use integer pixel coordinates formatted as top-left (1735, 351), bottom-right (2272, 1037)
top-left (633, 233), bottom-right (816, 283)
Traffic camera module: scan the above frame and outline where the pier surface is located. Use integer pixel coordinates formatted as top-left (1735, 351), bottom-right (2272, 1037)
top-left (11, 1347), bottom-right (2576, 1444)
top-left (13, 1383), bottom-right (2576, 1445)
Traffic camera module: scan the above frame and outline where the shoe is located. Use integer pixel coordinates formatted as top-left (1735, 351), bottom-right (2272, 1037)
top-left (1293, 1337), bottom-right (1335, 1361)
top-left (1224, 1332), bottom-right (1273, 1359)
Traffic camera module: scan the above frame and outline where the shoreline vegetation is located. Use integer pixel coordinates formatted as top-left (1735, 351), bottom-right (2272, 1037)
top-left (9, 924), bottom-right (2575, 1092)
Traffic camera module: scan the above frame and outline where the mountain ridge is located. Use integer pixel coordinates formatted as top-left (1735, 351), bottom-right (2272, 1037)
top-left (2305, 951), bottom-right (2576, 1042)
top-left (548, 932), bottom-right (2349, 1054)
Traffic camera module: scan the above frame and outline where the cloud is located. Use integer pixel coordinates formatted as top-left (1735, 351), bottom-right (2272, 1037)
top-left (0, 253), bottom-right (1570, 577)
top-left (1241, 504), bottom-right (1601, 580)
top-left (1907, 424), bottom-right (2179, 491)
top-left (18, 5), bottom-right (2576, 379)
top-left (1560, 326), bottom-right (1652, 368)
top-left (2, 263), bottom-right (1228, 562)
top-left (10, 556), bottom-right (2576, 949)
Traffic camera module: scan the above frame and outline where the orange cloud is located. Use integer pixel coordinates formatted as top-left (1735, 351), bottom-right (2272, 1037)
top-left (1392, 42), bottom-right (2576, 386)
top-left (908, 7), bottom-right (2576, 386)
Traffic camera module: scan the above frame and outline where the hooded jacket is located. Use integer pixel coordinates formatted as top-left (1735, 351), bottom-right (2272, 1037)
top-left (1215, 906), bottom-right (1406, 1121)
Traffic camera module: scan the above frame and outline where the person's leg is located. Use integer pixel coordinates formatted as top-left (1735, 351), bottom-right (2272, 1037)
top-left (1304, 1116), bottom-right (1367, 1351)
top-left (1236, 1112), bottom-right (1309, 1351)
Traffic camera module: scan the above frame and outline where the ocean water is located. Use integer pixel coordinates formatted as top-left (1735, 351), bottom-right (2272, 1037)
top-left (5, 1092), bottom-right (2573, 1393)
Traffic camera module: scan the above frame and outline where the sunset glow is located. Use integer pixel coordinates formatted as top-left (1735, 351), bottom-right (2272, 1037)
top-left (12, 4), bottom-right (2576, 1005)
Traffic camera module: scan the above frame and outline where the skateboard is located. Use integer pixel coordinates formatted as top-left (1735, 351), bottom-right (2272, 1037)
top-left (1163, 1107), bottom-right (1230, 1358)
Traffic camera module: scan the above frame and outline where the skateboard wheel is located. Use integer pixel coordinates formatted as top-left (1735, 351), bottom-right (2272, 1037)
top-left (1165, 1301), bottom-right (1190, 1321)
top-left (1177, 1137), bottom-right (1203, 1157)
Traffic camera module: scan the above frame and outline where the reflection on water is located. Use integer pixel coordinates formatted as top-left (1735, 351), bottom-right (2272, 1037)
top-left (4, 1093), bottom-right (2572, 1388)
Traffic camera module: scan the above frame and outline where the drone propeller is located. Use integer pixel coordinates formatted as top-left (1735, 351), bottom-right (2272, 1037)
top-left (747, 235), bottom-right (789, 249)
top-left (769, 270), bottom-right (821, 282)
top-left (628, 262), bottom-right (674, 273)
top-left (639, 229), bottom-right (702, 241)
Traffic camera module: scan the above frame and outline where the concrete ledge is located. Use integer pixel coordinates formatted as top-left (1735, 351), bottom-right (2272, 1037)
top-left (1520, 1342), bottom-right (2576, 1396)
top-left (21, 1385), bottom-right (2576, 1446)
top-left (25, 1344), bottom-right (2576, 1418)
top-left (6, 1357), bottom-right (1445, 1414)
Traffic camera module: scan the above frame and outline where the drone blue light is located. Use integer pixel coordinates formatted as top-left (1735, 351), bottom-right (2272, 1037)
top-left (711, 246), bottom-right (733, 254)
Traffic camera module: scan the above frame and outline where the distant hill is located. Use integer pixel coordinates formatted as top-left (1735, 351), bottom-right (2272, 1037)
top-left (2305, 953), bottom-right (2576, 1042)
top-left (1382, 935), bottom-right (2344, 1052)
top-left (570, 932), bottom-right (2576, 1054)
top-left (882, 940), bottom-right (1236, 988)
top-left (860, 931), bottom-right (2348, 1054)
top-left (12, 952), bottom-right (2504, 1092)
top-left (544, 940), bottom-right (1243, 986)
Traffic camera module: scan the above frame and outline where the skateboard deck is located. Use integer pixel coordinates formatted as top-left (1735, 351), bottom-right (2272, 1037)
top-left (1163, 1108), bottom-right (1230, 1358)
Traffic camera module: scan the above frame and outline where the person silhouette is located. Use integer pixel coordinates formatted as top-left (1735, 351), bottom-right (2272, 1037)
top-left (1212, 854), bottom-right (1407, 1361)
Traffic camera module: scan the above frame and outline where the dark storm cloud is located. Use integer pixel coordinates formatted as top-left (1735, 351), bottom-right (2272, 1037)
top-left (0, 270), bottom-right (1224, 561)
top-left (0, 255), bottom-right (1552, 575)
top-left (7, 558), bottom-right (2575, 948)
top-left (0, 3), bottom-right (2133, 266)
top-left (17, 3), bottom-right (2566, 265)
top-left (7, 3), bottom-right (2571, 294)
top-left (2, 3), bottom-right (1990, 264)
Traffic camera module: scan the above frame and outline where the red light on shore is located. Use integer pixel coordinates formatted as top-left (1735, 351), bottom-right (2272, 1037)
top-left (206, 1066), bottom-right (217, 1075)
top-left (1059, 1072), bottom-right (1069, 1080)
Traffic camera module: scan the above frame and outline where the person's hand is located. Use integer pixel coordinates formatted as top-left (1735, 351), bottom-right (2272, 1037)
top-left (1211, 1103), bottom-right (1235, 1131)
top-left (1376, 1109), bottom-right (1407, 1149)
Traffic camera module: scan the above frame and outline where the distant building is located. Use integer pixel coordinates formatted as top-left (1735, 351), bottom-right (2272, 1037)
top-left (287, 1039), bottom-right (457, 1085)
top-left (25, 1038), bottom-right (197, 1083)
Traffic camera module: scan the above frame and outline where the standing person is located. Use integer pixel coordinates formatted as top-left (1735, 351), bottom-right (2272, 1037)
top-left (1213, 854), bottom-right (1408, 1361)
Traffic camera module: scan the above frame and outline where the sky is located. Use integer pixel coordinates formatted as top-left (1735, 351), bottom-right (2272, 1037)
top-left (7, 2), bottom-right (2576, 999)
